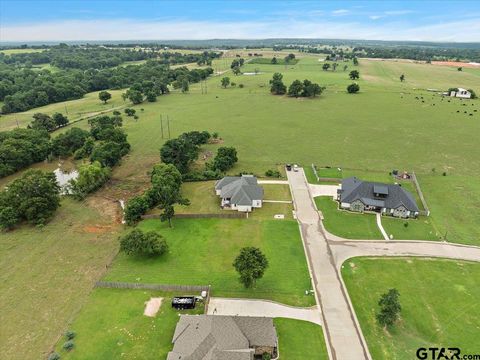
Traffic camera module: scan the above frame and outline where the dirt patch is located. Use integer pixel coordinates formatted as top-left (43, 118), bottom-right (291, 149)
top-left (431, 61), bottom-right (480, 68)
top-left (144, 297), bottom-right (163, 317)
top-left (83, 225), bottom-right (113, 234)
top-left (86, 195), bottom-right (123, 224)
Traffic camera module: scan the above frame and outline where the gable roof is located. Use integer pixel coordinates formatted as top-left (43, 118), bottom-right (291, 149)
top-left (167, 315), bottom-right (277, 360)
top-left (339, 177), bottom-right (419, 212)
top-left (216, 176), bottom-right (263, 205)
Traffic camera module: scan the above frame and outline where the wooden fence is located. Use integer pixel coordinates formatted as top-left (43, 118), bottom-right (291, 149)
top-left (141, 213), bottom-right (247, 220)
top-left (411, 172), bottom-right (430, 216)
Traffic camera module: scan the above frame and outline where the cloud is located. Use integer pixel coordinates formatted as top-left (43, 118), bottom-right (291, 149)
top-left (331, 9), bottom-right (350, 16)
top-left (1, 17), bottom-right (480, 42)
top-left (384, 10), bottom-right (414, 16)
top-left (369, 15), bottom-right (384, 20)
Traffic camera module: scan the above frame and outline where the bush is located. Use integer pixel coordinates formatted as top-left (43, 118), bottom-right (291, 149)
top-left (65, 330), bottom-right (76, 340)
top-left (63, 340), bottom-right (74, 351)
top-left (265, 169), bottom-right (281, 178)
top-left (212, 147), bottom-right (238, 172)
top-left (124, 195), bottom-right (149, 225)
top-left (48, 353), bottom-right (61, 360)
top-left (119, 228), bottom-right (168, 257)
top-left (347, 83), bottom-right (360, 93)
top-left (239, 84), bottom-right (244, 88)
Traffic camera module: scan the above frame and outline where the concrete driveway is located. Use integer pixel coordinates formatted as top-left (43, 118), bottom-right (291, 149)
top-left (207, 298), bottom-right (322, 325)
top-left (309, 184), bottom-right (340, 198)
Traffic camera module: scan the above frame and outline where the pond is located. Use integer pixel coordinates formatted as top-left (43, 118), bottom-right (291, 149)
top-left (53, 168), bottom-right (79, 195)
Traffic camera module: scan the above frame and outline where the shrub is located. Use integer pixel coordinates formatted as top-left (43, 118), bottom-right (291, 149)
top-left (239, 84), bottom-right (244, 88)
top-left (65, 330), bottom-right (76, 340)
top-left (119, 228), bottom-right (168, 257)
top-left (48, 353), bottom-right (61, 360)
top-left (347, 83), bottom-right (360, 93)
top-left (404, 222), bottom-right (409, 228)
top-left (124, 195), bottom-right (149, 225)
top-left (63, 340), bottom-right (74, 351)
top-left (265, 169), bottom-right (281, 178)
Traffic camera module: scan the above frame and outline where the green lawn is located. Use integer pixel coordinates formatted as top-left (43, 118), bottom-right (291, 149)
top-left (0, 198), bottom-right (120, 360)
top-left (54, 288), bottom-right (203, 360)
top-left (275, 318), bottom-right (328, 360)
top-left (105, 218), bottom-right (315, 307)
top-left (381, 216), bottom-right (440, 240)
top-left (342, 258), bottom-right (480, 359)
top-left (248, 57), bottom-right (299, 65)
top-left (314, 196), bottom-right (383, 239)
top-left (263, 184), bottom-right (292, 201)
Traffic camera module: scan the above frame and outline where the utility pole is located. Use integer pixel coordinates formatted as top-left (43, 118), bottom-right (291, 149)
top-left (160, 114), bottom-right (164, 139)
top-left (64, 104), bottom-right (68, 114)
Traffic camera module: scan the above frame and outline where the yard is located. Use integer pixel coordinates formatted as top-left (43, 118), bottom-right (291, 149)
top-left (275, 318), bottom-right (328, 359)
top-left (314, 196), bottom-right (383, 239)
top-left (342, 258), bottom-right (480, 359)
top-left (53, 288), bottom-right (203, 360)
top-left (104, 218), bottom-right (315, 307)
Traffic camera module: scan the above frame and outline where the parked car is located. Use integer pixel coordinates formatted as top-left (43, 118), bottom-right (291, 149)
top-left (293, 164), bottom-right (299, 172)
top-left (172, 296), bottom-right (196, 310)
top-left (286, 164), bottom-right (292, 171)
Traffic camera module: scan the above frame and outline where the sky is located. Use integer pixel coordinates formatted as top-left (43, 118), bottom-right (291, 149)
top-left (1, 0), bottom-right (480, 43)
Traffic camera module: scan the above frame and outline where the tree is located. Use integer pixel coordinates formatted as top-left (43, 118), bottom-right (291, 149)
top-left (400, 74), bottom-right (405, 82)
top-left (160, 137), bottom-right (199, 174)
top-left (284, 53), bottom-right (296, 63)
top-left (233, 247), bottom-right (268, 288)
top-left (269, 72), bottom-right (286, 95)
top-left (302, 80), bottom-right (325, 98)
top-left (347, 83), bottom-right (360, 93)
top-left (119, 228), bottom-right (168, 257)
top-left (181, 79), bottom-right (189, 93)
top-left (30, 113), bottom-right (56, 132)
top-left (146, 91), bottom-right (157, 102)
top-left (0, 206), bottom-right (18, 230)
top-left (353, 57), bottom-right (359, 66)
top-left (124, 108), bottom-right (136, 117)
top-left (232, 66), bottom-right (241, 76)
top-left (90, 141), bottom-right (124, 167)
top-left (322, 63), bottom-right (331, 71)
top-left (221, 77), bottom-right (230, 88)
top-left (376, 289), bottom-right (401, 328)
top-left (179, 130), bottom-right (211, 145)
top-left (98, 90), bottom-right (112, 104)
top-left (125, 89), bottom-right (143, 104)
top-left (287, 80), bottom-right (304, 97)
top-left (52, 113), bottom-right (69, 128)
top-left (271, 57), bottom-right (278, 64)
top-left (69, 161), bottom-right (111, 200)
top-left (124, 195), bottom-right (149, 225)
top-left (51, 127), bottom-right (90, 157)
top-left (468, 89), bottom-right (477, 99)
top-left (343, 64), bottom-right (348, 71)
top-left (458, 67), bottom-right (463, 71)
top-left (212, 147), bottom-right (238, 172)
top-left (0, 170), bottom-right (60, 226)
top-left (332, 63), bottom-right (338, 71)
top-left (349, 70), bottom-right (360, 80)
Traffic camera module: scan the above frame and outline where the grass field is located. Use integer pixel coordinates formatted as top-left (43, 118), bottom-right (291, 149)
top-left (0, 48), bottom-right (47, 54)
top-left (104, 218), bottom-right (315, 307)
top-left (342, 258), bottom-right (480, 359)
top-left (249, 57), bottom-right (299, 65)
top-left (275, 318), bottom-right (329, 359)
top-left (0, 89), bottom-right (127, 130)
top-left (54, 288), bottom-right (203, 360)
top-left (0, 198), bottom-right (121, 360)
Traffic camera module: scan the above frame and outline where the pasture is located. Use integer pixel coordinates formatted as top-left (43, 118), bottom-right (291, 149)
top-left (342, 258), bottom-right (480, 359)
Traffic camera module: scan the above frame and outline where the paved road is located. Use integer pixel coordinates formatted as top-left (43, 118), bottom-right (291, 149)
top-left (287, 169), bottom-right (371, 360)
top-left (207, 298), bottom-right (322, 325)
top-left (287, 168), bottom-right (480, 360)
top-left (331, 240), bottom-right (480, 270)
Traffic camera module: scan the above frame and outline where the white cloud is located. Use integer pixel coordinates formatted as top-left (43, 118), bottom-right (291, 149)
top-left (1, 17), bottom-right (480, 42)
top-left (332, 9), bottom-right (350, 16)
top-left (384, 10), bottom-right (414, 16)
top-left (369, 15), bottom-right (383, 20)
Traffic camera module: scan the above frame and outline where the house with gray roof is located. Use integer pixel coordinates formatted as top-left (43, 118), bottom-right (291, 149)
top-left (337, 177), bottom-right (419, 218)
top-left (167, 315), bottom-right (278, 360)
top-left (215, 175), bottom-right (263, 212)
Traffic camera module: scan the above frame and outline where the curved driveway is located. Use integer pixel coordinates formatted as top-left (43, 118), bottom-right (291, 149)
top-left (287, 168), bottom-right (480, 360)
top-left (207, 297), bottom-right (322, 325)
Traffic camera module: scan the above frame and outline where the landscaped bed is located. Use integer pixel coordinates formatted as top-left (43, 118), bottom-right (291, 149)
top-left (342, 258), bottom-right (480, 359)
top-left (104, 218), bottom-right (315, 307)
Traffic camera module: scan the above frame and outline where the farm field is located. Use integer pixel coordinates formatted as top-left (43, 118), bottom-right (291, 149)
top-left (2, 50), bottom-right (480, 359)
top-left (0, 48), bottom-right (47, 54)
top-left (54, 288), bottom-right (204, 360)
top-left (104, 218), bottom-right (315, 307)
top-left (275, 318), bottom-right (329, 360)
top-left (342, 258), bottom-right (480, 359)
top-left (0, 198), bottom-right (121, 360)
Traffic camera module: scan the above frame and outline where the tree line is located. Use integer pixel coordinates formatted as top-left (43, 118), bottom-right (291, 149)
top-left (270, 73), bottom-right (325, 98)
top-left (0, 46), bottom-right (221, 70)
top-left (0, 60), bottom-right (213, 114)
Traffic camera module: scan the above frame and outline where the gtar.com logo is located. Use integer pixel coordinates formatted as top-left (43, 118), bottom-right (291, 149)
top-left (416, 347), bottom-right (461, 360)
